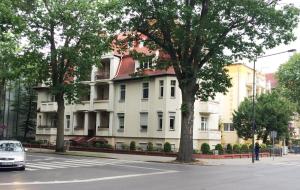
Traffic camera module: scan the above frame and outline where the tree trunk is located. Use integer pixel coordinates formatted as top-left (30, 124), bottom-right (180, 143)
top-left (55, 96), bottom-right (65, 152)
top-left (177, 84), bottom-right (196, 162)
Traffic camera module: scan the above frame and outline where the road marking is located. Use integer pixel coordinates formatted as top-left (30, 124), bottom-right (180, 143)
top-left (0, 170), bottom-right (178, 186)
top-left (26, 164), bottom-right (53, 170)
top-left (108, 163), bottom-right (167, 171)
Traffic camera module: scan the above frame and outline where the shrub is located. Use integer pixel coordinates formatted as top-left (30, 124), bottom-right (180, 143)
top-left (121, 143), bottom-right (129, 150)
top-left (147, 142), bottom-right (154, 151)
top-left (226, 144), bottom-right (233, 154)
top-left (249, 144), bottom-right (253, 151)
top-left (201, 143), bottom-right (211, 154)
top-left (193, 149), bottom-right (200, 154)
top-left (233, 144), bottom-right (241, 153)
top-left (215, 144), bottom-right (224, 154)
top-left (240, 144), bottom-right (249, 153)
top-left (164, 142), bottom-right (172, 152)
top-left (260, 144), bottom-right (267, 152)
top-left (129, 141), bottom-right (136, 151)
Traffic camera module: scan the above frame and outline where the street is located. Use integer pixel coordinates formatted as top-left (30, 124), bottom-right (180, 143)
top-left (0, 153), bottom-right (300, 190)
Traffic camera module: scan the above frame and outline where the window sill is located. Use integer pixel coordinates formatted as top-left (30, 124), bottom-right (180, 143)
top-left (117, 129), bottom-right (124, 132)
top-left (170, 97), bottom-right (176, 99)
top-left (119, 100), bottom-right (125, 103)
top-left (141, 98), bottom-right (148, 101)
top-left (169, 129), bottom-right (175, 131)
top-left (157, 129), bottom-right (162, 131)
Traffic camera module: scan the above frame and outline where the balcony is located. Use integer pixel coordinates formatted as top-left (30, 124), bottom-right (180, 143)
top-left (36, 126), bottom-right (57, 135)
top-left (93, 100), bottom-right (109, 110)
top-left (198, 130), bottom-right (221, 140)
top-left (199, 101), bottom-right (219, 114)
top-left (96, 127), bottom-right (109, 136)
top-left (95, 71), bottom-right (110, 80)
top-left (40, 102), bottom-right (58, 112)
top-left (75, 101), bottom-right (90, 111)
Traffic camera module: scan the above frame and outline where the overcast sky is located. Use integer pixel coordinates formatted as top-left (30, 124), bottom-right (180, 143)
top-left (255, 0), bottom-right (300, 73)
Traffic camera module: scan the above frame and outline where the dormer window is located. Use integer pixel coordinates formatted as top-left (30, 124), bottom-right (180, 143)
top-left (139, 58), bottom-right (153, 69)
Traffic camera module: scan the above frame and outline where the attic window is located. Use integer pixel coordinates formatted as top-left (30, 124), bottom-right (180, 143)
top-left (139, 59), bottom-right (153, 69)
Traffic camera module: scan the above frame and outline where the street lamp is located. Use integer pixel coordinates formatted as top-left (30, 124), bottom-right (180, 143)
top-left (252, 49), bottom-right (296, 163)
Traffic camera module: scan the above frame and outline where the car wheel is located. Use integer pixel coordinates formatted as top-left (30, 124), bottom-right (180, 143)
top-left (19, 166), bottom-right (25, 171)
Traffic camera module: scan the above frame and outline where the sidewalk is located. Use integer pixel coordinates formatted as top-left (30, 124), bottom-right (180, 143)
top-left (27, 148), bottom-right (300, 165)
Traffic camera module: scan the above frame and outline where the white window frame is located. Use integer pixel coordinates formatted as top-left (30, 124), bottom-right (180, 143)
top-left (200, 116), bottom-right (208, 131)
top-left (157, 112), bottom-right (163, 131)
top-left (224, 123), bottom-right (234, 131)
top-left (140, 112), bottom-right (148, 132)
top-left (169, 112), bottom-right (176, 131)
top-left (142, 82), bottom-right (149, 99)
top-left (159, 80), bottom-right (164, 98)
top-left (66, 115), bottom-right (70, 129)
top-left (120, 84), bottom-right (126, 101)
top-left (170, 80), bottom-right (176, 98)
top-left (118, 113), bottom-right (125, 132)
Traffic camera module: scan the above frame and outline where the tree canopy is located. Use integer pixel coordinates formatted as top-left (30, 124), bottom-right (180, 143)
top-left (233, 92), bottom-right (295, 143)
top-left (106, 0), bottom-right (299, 161)
top-left (16, 0), bottom-right (109, 151)
top-left (277, 53), bottom-right (300, 112)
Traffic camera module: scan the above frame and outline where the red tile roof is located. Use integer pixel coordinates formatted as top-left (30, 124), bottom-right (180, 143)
top-left (265, 73), bottom-right (277, 89)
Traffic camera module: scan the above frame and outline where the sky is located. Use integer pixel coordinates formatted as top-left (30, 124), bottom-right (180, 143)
top-left (255, 0), bottom-right (300, 74)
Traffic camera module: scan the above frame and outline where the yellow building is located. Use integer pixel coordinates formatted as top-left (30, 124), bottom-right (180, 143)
top-left (218, 63), bottom-right (271, 145)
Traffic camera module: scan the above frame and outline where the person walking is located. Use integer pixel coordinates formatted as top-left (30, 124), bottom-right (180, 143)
top-left (255, 142), bottom-right (261, 161)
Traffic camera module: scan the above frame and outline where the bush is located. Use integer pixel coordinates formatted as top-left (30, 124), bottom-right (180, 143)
top-left (233, 144), bottom-right (241, 153)
top-left (240, 144), bottom-right (249, 153)
top-left (164, 142), bottom-right (172, 152)
top-left (215, 144), bottom-right (224, 154)
top-left (193, 149), bottom-right (200, 154)
top-left (121, 143), bottom-right (129, 150)
top-left (249, 144), bottom-right (253, 151)
top-left (201, 143), bottom-right (211, 154)
top-left (94, 142), bottom-right (113, 149)
top-left (226, 144), bottom-right (233, 154)
top-left (260, 144), bottom-right (267, 152)
top-left (147, 142), bottom-right (154, 151)
top-left (129, 141), bottom-right (136, 151)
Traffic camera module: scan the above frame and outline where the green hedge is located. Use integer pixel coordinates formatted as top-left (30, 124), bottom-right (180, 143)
top-left (215, 144), bottom-right (224, 154)
top-left (164, 142), bottom-right (172, 152)
top-left (130, 141), bottom-right (136, 151)
top-left (201, 143), bottom-right (210, 154)
top-left (226, 144), bottom-right (233, 154)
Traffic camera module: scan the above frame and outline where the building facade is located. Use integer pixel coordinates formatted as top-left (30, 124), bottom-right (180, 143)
top-left (218, 64), bottom-right (271, 145)
top-left (35, 51), bottom-right (221, 150)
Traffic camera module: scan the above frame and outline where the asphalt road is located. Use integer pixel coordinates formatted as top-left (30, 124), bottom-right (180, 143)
top-left (0, 153), bottom-right (299, 190)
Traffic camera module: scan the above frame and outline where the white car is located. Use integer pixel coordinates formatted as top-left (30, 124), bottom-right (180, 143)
top-left (0, 140), bottom-right (27, 170)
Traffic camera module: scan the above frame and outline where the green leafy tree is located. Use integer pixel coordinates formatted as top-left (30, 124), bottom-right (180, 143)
top-left (106, 0), bottom-right (299, 162)
top-left (233, 92), bottom-right (295, 143)
top-left (277, 53), bottom-right (300, 112)
top-left (215, 144), bottom-right (224, 155)
top-left (17, 0), bottom-right (109, 152)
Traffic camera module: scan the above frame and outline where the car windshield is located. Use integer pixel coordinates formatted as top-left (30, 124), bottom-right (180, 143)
top-left (0, 142), bottom-right (23, 152)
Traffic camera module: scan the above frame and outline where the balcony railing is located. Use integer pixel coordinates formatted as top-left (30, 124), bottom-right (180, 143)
top-left (95, 71), bottom-right (110, 80)
top-left (40, 102), bottom-right (58, 112)
top-left (199, 101), bottom-right (219, 114)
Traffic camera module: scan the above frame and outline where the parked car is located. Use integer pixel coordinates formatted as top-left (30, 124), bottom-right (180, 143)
top-left (0, 140), bottom-right (27, 170)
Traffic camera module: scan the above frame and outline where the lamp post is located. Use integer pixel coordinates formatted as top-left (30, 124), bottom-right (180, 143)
top-left (252, 49), bottom-right (296, 163)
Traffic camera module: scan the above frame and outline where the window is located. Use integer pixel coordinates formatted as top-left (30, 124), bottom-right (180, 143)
top-left (140, 112), bottom-right (148, 132)
top-left (66, 115), bottom-right (70, 129)
top-left (159, 80), bottom-right (164, 98)
top-left (224, 123), bottom-right (234, 131)
top-left (171, 80), bottom-right (176, 98)
top-left (139, 143), bottom-right (148, 151)
top-left (169, 113), bottom-right (175, 130)
top-left (200, 117), bottom-right (208, 131)
top-left (120, 84), bottom-right (126, 101)
top-left (139, 59), bottom-right (153, 69)
top-left (142, 82), bottom-right (149, 99)
top-left (38, 115), bottom-right (42, 126)
top-left (158, 112), bottom-right (163, 131)
top-left (118, 113), bottom-right (124, 132)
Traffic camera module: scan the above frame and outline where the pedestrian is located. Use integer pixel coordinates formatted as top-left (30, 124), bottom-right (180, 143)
top-left (255, 142), bottom-right (260, 161)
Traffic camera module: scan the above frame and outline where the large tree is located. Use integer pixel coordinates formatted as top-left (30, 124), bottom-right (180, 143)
top-left (17, 0), bottom-right (108, 152)
top-left (277, 53), bottom-right (300, 112)
top-left (233, 92), bottom-right (295, 143)
top-left (106, 0), bottom-right (299, 161)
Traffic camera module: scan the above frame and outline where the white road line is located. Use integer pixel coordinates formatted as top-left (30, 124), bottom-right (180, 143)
top-left (0, 170), bottom-right (179, 186)
top-left (27, 163), bottom-right (68, 169)
top-left (25, 164), bottom-right (54, 170)
top-left (25, 168), bottom-right (37, 171)
top-left (108, 163), bottom-right (167, 171)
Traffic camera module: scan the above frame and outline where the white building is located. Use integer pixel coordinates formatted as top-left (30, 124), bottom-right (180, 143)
top-left (35, 48), bottom-right (221, 150)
